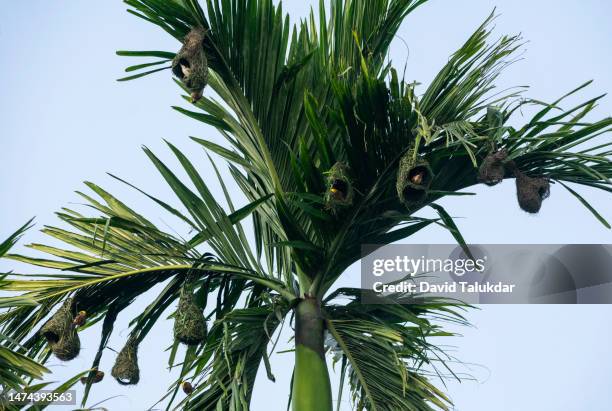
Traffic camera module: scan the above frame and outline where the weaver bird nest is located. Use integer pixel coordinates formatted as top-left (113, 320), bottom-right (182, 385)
top-left (324, 162), bottom-right (354, 212)
top-left (478, 149), bottom-right (508, 186)
top-left (172, 27), bottom-right (209, 102)
top-left (111, 337), bottom-right (140, 385)
top-left (40, 298), bottom-right (80, 361)
top-left (515, 171), bottom-right (550, 214)
top-left (174, 282), bottom-right (207, 346)
top-left (396, 148), bottom-right (434, 207)
top-left (478, 149), bottom-right (552, 214)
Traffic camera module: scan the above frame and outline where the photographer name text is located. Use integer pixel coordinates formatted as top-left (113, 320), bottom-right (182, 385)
top-left (372, 281), bottom-right (516, 294)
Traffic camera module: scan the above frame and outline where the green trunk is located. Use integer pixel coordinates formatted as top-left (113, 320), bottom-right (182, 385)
top-left (292, 297), bottom-right (333, 411)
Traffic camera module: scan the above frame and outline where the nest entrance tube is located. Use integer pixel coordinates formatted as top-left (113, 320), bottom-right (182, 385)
top-left (478, 149), bottom-right (508, 186)
top-left (325, 162), bottom-right (354, 212)
top-left (402, 185), bottom-right (427, 204)
top-left (396, 149), bottom-right (433, 207)
top-left (111, 337), bottom-right (140, 385)
top-left (174, 281), bottom-right (207, 346)
top-left (40, 298), bottom-right (80, 361)
top-left (172, 27), bottom-right (208, 102)
top-left (516, 171), bottom-right (550, 213)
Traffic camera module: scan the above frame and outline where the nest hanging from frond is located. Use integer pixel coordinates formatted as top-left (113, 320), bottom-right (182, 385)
top-left (478, 149), bottom-right (508, 186)
top-left (396, 148), bottom-right (434, 207)
top-left (172, 27), bottom-right (209, 102)
top-left (174, 282), bottom-right (207, 346)
top-left (515, 171), bottom-right (550, 213)
top-left (324, 162), bottom-right (354, 212)
top-left (40, 298), bottom-right (80, 361)
top-left (80, 370), bottom-right (104, 385)
top-left (111, 337), bottom-right (140, 385)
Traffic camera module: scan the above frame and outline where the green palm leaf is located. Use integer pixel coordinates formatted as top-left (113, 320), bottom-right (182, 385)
top-left (2, 1), bottom-right (610, 410)
top-left (0, 221), bottom-right (49, 392)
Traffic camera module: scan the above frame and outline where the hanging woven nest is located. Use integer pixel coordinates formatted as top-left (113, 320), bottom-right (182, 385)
top-left (324, 162), bottom-right (354, 212)
top-left (478, 149), bottom-right (508, 186)
top-left (40, 298), bottom-right (80, 361)
top-left (174, 283), bottom-right (207, 346)
top-left (515, 171), bottom-right (550, 213)
top-left (111, 337), bottom-right (140, 385)
top-left (80, 370), bottom-right (104, 385)
top-left (396, 148), bottom-right (434, 207)
top-left (172, 27), bottom-right (208, 102)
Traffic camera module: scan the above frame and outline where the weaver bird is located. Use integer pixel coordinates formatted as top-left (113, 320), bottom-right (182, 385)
top-left (180, 62), bottom-right (192, 77)
top-left (73, 310), bottom-right (87, 327)
top-left (410, 171), bottom-right (425, 185)
top-left (80, 370), bottom-right (104, 384)
top-left (182, 381), bottom-right (194, 395)
top-left (329, 179), bottom-right (348, 201)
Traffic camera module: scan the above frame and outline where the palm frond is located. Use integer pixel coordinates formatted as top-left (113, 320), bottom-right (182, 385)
top-left (326, 289), bottom-right (468, 411)
top-left (171, 304), bottom-right (285, 410)
top-left (2, 1), bottom-right (610, 409)
top-left (0, 221), bottom-right (48, 391)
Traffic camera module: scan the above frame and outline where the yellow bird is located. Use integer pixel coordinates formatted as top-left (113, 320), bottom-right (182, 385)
top-left (80, 370), bottom-right (104, 384)
top-left (73, 310), bottom-right (87, 327)
top-left (182, 381), bottom-right (194, 395)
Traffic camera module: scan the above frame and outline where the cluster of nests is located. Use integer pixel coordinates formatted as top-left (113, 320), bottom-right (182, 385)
top-left (323, 145), bottom-right (436, 213)
top-left (171, 26), bottom-right (549, 214)
top-left (40, 276), bottom-right (207, 393)
top-left (170, 27), bottom-right (549, 214)
top-left (324, 146), bottom-right (549, 214)
top-left (477, 148), bottom-right (550, 213)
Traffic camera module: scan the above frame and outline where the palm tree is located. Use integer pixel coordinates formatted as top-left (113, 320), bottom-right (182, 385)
top-left (0, 220), bottom-right (48, 404)
top-left (1, 1), bottom-right (611, 410)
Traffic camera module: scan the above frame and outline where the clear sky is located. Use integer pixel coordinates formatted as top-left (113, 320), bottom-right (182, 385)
top-left (1, 1), bottom-right (611, 410)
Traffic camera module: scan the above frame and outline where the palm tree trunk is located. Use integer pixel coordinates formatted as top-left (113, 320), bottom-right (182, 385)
top-left (292, 296), bottom-right (333, 411)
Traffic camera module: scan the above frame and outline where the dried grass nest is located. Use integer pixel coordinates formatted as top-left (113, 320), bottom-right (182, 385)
top-left (111, 337), bottom-right (140, 385)
top-left (172, 27), bottom-right (209, 102)
top-left (40, 298), bottom-right (80, 361)
top-left (478, 149), bottom-right (551, 214)
top-left (174, 282), bottom-right (207, 346)
top-left (396, 147), bottom-right (434, 207)
top-left (324, 162), bottom-right (354, 212)
top-left (478, 149), bottom-right (508, 186)
top-left (515, 171), bottom-right (550, 213)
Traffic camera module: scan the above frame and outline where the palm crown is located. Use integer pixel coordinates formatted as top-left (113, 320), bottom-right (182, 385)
top-left (1, 1), bottom-right (611, 410)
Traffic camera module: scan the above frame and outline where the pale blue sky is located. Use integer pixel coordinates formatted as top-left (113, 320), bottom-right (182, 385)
top-left (1, 1), bottom-right (611, 410)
